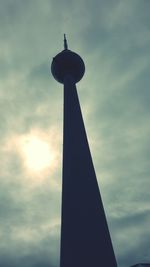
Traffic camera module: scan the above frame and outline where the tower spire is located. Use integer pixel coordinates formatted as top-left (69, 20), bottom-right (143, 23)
top-left (64, 34), bottom-right (68, 50)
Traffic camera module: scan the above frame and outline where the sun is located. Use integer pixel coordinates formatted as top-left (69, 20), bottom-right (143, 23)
top-left (21, 135), bottom-right (55, 172)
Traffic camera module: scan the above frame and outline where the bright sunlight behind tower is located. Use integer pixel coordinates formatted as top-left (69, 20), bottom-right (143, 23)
top-left (16, 129), bottom-right (59, 176)
top-left (21, 136), bottom-right (54, 172)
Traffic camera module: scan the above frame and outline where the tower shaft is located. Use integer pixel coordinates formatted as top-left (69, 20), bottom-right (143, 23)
top-left (60, 75), bottom-right (117, 267)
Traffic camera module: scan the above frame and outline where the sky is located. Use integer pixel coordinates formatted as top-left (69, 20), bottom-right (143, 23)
top-left (0, 0), bottom-right (150, 266)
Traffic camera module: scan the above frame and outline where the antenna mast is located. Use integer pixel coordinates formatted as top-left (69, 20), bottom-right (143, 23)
top-left (64, 34), bottom-right (68, 50)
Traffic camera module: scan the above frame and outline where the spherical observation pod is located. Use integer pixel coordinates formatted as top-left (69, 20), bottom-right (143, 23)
top-left (51, 49), bottom-right (85, 84)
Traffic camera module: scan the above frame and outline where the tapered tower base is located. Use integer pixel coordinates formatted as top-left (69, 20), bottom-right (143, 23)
top-left (60, 75), bottom-right (117, 267)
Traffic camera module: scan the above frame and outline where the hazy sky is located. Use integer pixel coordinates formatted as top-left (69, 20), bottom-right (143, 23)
top-left (0, 0), bottom-right (150, 267)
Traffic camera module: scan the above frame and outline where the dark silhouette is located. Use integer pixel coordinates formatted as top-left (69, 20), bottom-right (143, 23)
top-left (51, 35), bottom-right (117, 267)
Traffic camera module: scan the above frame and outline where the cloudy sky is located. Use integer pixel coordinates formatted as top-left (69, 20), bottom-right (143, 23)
top-left (0, 0), bottom-right (150, 266)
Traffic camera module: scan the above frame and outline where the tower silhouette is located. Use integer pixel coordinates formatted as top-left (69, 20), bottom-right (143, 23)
top-left (51, 35), bottom-right (117, 267)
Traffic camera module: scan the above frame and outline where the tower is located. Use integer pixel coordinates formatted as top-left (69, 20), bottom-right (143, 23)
top-left (51, 35), bottom-right (117, 267)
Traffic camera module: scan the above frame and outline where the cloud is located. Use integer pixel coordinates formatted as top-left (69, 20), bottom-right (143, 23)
top-left (0, 0), bottom-right (150, 266)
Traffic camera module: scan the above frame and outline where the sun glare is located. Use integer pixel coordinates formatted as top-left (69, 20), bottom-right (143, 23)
top-left (5, 130), bottom-right (60, 187)
top-left (21, 136), bottom-right (55, 172)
